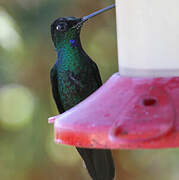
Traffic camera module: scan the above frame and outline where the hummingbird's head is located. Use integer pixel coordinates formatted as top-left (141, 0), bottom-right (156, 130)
top-left (51, 4), bottom-right (115, 50)
top-left (51, 17), bottom-right (83, 49)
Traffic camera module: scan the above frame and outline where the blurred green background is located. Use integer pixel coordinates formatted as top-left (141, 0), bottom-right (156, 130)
top-left (0, 0), bottom-right (179, 180)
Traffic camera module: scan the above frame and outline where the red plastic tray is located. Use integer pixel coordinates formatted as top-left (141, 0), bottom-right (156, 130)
top-left (49, 73), bottom-right (179, 149)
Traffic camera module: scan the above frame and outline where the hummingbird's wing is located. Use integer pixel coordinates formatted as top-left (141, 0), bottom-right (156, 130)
top-left (75, 60), bottom-right (115, 180)
top-left (50, 65), bottom-right (65, 113)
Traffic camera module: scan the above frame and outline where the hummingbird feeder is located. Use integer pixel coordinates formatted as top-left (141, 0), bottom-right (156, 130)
top-left (49, 1), bottom-right (179, 149)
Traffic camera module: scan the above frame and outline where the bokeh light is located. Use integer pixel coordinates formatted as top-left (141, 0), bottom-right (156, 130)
top-left (0, 7), bottom-right (22, 51)
top-left (0, 84), bottom-right (36, 130)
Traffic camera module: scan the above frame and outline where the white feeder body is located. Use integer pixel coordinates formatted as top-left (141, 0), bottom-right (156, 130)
top-left (116, 0), bottom-right (179, 77)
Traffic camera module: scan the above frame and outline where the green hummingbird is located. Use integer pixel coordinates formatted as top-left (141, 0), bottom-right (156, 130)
top-left (50, 4), bottom-right (115, 180)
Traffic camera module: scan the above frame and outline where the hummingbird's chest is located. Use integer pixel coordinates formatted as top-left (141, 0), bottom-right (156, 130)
top-left (56, 58), bottom-right (98, 110)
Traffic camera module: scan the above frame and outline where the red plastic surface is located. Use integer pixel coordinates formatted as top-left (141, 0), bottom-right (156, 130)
top-left (49, 73), bottom-right (179, 149)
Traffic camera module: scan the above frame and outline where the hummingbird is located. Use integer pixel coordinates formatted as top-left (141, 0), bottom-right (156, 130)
top-left (50, 4), bottom-right (115, 180)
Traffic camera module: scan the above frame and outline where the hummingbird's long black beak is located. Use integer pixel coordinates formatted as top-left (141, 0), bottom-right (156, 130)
top-left (81, 4), bottom-right (115, 22)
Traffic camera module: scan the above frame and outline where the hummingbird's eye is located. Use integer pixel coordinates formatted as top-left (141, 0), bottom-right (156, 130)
top-left (56, 22), bottom-right (68, 32)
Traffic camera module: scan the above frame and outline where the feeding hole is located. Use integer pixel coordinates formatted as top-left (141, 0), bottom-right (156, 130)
top-left (112, 126), bottom-right (128, 137)
top-left (143, 98), bottom-right (157, 106)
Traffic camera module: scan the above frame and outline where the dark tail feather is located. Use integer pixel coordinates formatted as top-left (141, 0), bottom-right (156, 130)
top-left (77, 148), bottom-right (115, 180)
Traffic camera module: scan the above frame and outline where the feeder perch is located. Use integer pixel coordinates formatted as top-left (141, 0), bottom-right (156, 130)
top-left (49, 0), bottom-right (179, 149)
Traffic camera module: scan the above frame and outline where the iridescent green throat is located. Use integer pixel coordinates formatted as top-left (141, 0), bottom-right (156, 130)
top-left (55, 27), bottom-right (84, 70)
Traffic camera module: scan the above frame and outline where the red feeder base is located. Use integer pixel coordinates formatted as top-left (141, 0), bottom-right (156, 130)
top-left (49, 73), bottom-right (179, 149)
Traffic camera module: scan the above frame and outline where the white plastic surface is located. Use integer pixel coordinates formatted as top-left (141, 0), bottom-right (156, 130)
top-left (116, 0), bottom-right (179, 77)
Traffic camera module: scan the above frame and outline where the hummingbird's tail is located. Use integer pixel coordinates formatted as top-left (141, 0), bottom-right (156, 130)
top-left (77, 148), bottom-right (115, 180)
